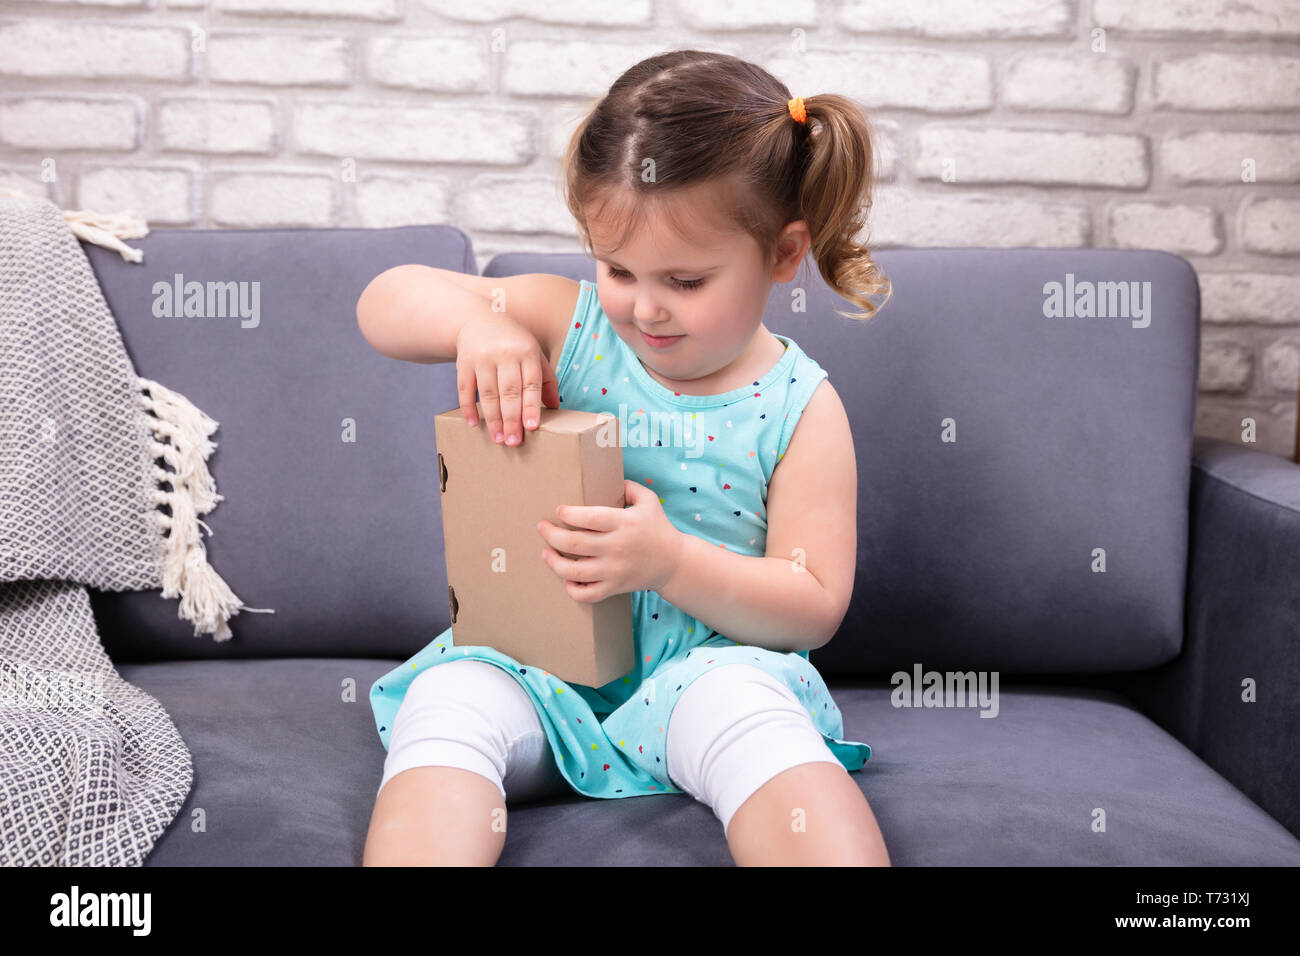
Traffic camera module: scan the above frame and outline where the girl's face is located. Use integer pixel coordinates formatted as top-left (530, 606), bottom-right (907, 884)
top-left (585, 186), bottom-right (806, 388)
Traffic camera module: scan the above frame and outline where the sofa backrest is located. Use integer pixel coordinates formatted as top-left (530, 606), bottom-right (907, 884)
top-left (87, 227), bottom-right (1199, 677)
top-left (485, 249), bottom-right (1200, 676)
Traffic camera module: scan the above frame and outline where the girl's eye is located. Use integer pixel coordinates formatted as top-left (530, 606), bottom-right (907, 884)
top-left (605, 266), bottom-right (704, 291)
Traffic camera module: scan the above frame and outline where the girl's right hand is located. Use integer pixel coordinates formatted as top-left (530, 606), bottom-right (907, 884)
top-left (455, 312), bottom-right (560, 446)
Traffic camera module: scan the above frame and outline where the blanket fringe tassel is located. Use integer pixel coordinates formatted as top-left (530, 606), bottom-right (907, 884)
top-left (138, 377), bottom-right (275, 642)
top-left (0, 186), bottom-right (150, 262)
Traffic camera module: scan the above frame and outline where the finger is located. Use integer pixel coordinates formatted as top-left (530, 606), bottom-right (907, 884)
top-left (541, 354), bottom-right (560, 409)
top-left (457, 362), bottom-right (479, 427)
top-left (621, 479), bottom-right (646, 505)
top-left (554, 503), bottom-right (620, 532)
top-left (475, 360), bottom-right (503, 443)
top-left (521, 352), bottom-right (545, 432)
top-left (537, 519), bottom-right (600, 557)
top-left (566, 579), bottom-right (605, 604)
top-left (541, 548), bottom-right (601, 583)
top-left (496, 361), bottom-right (523, 446)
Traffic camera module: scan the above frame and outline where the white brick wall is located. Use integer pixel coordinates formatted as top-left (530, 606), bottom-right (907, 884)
top-left (0, 0), bottom-right (1296, 457)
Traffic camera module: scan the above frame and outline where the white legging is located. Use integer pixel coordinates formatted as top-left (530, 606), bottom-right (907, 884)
top-left (378, 658), bottom-right (842, 837)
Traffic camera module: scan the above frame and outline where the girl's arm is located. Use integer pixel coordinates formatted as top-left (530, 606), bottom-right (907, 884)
top-left (355, 267), bottom-right (576, 365)
top-left (356, 265), bottom-right (498, 363)
top-left (658, 380), bottom-right (857, 653)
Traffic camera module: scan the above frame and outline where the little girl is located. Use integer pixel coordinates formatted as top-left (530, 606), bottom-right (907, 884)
top-left (360, 50), bottom-right (892, 867)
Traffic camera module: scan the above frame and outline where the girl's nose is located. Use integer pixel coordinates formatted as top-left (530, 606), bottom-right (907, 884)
top-left (633, 289), bottom-right (667, 325)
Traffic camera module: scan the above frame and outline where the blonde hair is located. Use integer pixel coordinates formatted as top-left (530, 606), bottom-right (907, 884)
top-left (561, 49), bottom-right (891, 322)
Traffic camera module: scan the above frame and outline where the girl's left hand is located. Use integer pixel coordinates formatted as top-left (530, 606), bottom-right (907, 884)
top-left (537, 479), bottom-right (684, 603)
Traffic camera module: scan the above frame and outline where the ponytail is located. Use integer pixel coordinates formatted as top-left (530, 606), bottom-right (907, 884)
top-left (796, 94), bottom-right (892, 322)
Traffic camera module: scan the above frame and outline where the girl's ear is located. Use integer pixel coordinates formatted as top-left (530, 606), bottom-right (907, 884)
top-left (771, 220), bottom-right (811, 283)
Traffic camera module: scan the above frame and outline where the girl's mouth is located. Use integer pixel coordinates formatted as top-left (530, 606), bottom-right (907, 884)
top-left (640, 330), bottom-right (685, 349)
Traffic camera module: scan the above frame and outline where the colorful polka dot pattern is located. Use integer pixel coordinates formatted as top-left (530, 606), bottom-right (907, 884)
top-left (369, 278), bottom-right (871, 801)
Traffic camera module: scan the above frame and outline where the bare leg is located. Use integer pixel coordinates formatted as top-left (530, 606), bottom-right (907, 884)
top-left (725, 761), bottom-right (890, 867)
top-left (363, 766), bottom-right (508, 867)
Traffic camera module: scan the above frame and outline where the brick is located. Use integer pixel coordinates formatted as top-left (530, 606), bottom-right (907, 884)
top-left (1094, 0), bottom-right (1300, 39)
top-left (1198, 338), bottom-right (1253, 393)
top-left (39, 0), bottom-right (150, 6)
top-left (915, 127), bottom-right (1148, 187)
top-left (1003, 54), bottom-right (1135, 114)
top-left (296, 103), bottom-right (533, 163)
top-left (546, 105), bottom-right (586, 159)
top-left (0, 97), bottom-right (140, 151)
top-left (158, 98), bottom-right (277, 154)
top-left (503, 40), bottom-right (676, 97)
top-left (1195, 399), bottom-right (1296, 459)
top-left (675, 0), bottom-right (816, 29)
top-left (867, 117), bottom-right (901, 181)
top-left (1241, 197), bottom-right (1300, 254)
top-left (366, 35), bottom-right (490, 92)
top-left (839, 0), bottom-right (1073, 37)
top-left (0, 20), bottom-right (192, 81)
top-left (213, 0), bottom-right (400, 20)
top-left (208, 34), bottom-right (350, 86)
top-left (0, 172), bottom-right (55, 200)
top-left (765, 49), bottom-right (992, 113)
top-left (1109, 202), bottom-right (1221, 255)
top-left (1200, 272), bottom-right (1300, 324)
top-left (1261, 337), bottom-right (1300, 395)
top-left (77, 165), bottom-right (197, 225)
top-left (210, 171), bottom-right (334, 226)
top-left (355, 174), bottom-right (451, 228)
top-left (1161, 131), bottom-right (1300, 184)
top-left (1154, 54), bottom-right (1300, 111)
top-left (459, 175), bottom-right (573, 234)
top-left (419, 0), bottom-right (651, 25)
top-left (869, 187), bottom-right (1090, 247)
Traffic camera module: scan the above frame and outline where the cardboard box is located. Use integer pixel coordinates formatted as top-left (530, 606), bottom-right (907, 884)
top-left (433, 403), bottom-right (634, 687)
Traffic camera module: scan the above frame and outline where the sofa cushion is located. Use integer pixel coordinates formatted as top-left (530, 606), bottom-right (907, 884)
top-left (84, 225), bottom-right (474, 661)
top-left (118, 657), bottom-right (1300, 866)
top-left (485, 250), bottom-right (1200, 675)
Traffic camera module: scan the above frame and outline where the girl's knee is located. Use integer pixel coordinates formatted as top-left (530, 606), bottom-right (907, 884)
top-left (669, 664), bottom-right (807, 745)
top-left (666, 664), bottom-right (820, 798)
top-left (384, 658), bottom-right (550, 803)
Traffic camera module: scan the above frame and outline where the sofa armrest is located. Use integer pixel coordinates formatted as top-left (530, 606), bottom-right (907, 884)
top-left (1106, 436), bottom-right (1300, 838)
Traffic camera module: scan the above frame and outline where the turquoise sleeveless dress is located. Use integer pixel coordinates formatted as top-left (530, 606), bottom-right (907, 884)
top-left (369, 278), bottom-right (871, 799)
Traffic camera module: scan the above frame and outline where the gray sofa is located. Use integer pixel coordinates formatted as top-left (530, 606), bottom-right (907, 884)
top-left (77, 223), bottom-right (1300, 866)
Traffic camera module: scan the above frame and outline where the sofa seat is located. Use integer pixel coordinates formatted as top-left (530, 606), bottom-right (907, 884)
top-left (116, 658), bottom-right (1300, 866)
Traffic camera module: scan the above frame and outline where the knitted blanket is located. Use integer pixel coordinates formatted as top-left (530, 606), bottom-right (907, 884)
top-left (0, 192), bottom-right (270, 865)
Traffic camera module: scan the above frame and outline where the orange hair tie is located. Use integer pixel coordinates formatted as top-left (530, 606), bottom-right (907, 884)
top-left (787, 96), bottom-right (807, 124)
